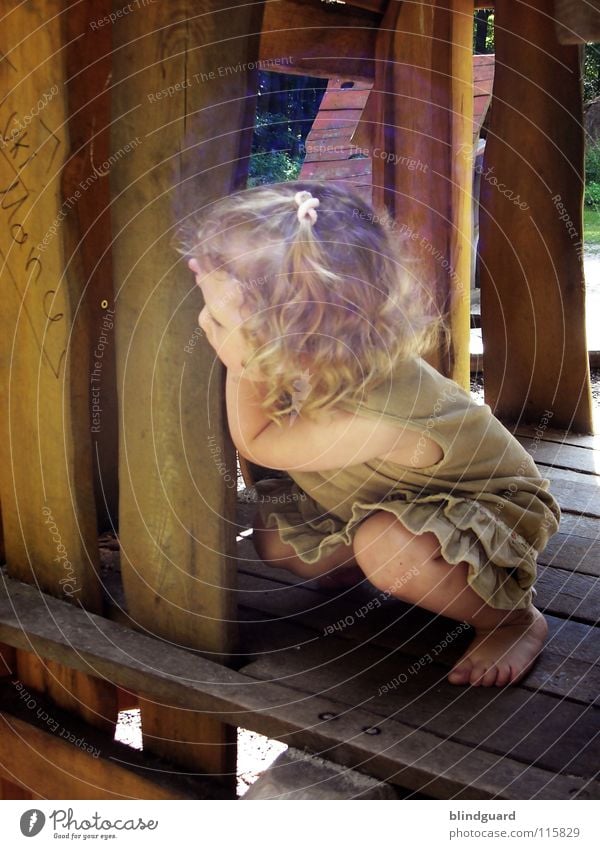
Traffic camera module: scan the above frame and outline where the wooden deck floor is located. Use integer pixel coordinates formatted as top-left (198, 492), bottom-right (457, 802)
top-left (232, 424), bottom-right (600, 799)
top-left (3, 424), bottom-right (594, 799)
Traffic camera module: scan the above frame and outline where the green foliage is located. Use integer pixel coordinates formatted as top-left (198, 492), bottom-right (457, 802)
top-left (473, 9), bottom-right (494, 54)
top-left (252, 111), bottom-right (300, 158)
top-left (584, 44), bottom-right (600, 103)
top-left (248, 111), bottom-right (303, 187)
top-left (586, 143), bottom-right (600, 184)
top-left (585, 181), bottom-right (600, 209)
top-left (247, 150), bottom-right (302, 187)
top-left (584, 206), bottom-right (600, 244)
top-left (485, 13), bottom-right (495, 52)
top-left (585, 143), bottom-right (600, 207)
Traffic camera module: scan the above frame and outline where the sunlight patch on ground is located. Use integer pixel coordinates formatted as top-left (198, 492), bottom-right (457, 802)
top-left (113, 709), bottom-right (287, 797)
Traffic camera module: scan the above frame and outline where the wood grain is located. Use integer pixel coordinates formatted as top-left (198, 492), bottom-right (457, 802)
top-left (0, 0), bottom-right (120, 761)
top-left (0, 572), bottom-right (595, 799)
top-left (368, 0), bottom-right (474, 388)
top-left (478, 0), bottom-right (593, 432)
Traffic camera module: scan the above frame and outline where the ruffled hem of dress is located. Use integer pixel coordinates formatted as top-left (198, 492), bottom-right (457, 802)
top-left (255, 479), bottom-right (537, 610)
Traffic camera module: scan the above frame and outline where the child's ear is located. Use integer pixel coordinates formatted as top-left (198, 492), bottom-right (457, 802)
top-left (188, 258), bottom-right (201, 274)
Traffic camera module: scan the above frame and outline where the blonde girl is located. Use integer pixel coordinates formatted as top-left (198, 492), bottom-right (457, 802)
top-left (176, 180), bottom-right (560, 687)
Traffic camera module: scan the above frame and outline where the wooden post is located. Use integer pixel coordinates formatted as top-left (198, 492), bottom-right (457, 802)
top-left (555, 0), bottom-right (600, 43)
top-left (479, 0), bottom-right (593, 431)
top-left (110, 0), bottom-right (265, 790)
top-left (0, 0), bottom-right (120, 754)
top-left (366, 0), bottom-right (473, 388)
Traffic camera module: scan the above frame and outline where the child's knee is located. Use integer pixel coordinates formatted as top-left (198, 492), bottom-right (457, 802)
top-left (352, 510), bottom-right (441, 589)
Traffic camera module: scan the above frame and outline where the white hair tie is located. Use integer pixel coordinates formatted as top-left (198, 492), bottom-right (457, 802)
top-left (294, 190), bottom-right (320, 225)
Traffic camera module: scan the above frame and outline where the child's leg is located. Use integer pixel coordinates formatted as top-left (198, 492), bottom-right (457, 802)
top-left (252, 508), bottom-right (363, 587)
top-left (352, 511), bottom-right (548, 687)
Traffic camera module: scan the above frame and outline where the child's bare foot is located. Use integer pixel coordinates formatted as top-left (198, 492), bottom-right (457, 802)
top-left (447, 606), bottom-right (548, 687)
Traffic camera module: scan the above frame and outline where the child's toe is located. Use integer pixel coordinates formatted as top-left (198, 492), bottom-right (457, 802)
top-left (447, 662), bottom-right (472, 685)
top-left (494, 664), bottom-right (513, 687)
top-left (480, 665), bottom-right (501, 687)
top-left (469, 663), bottom-right (491, 686)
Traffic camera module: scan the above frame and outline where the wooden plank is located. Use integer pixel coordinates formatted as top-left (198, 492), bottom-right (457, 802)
top-left (555, 0), bottom-right (600, 43)
top-left (235, 531), bottom-right (600, 625)
top-left (540, 531), bottom-right (600, 579)
top-left (514, 437), bottom-right (600, 475)
top-left (238, 624), bottom-right (600, 779)
top-left (0, 0), bottom-right (102, 609)
top-left (473, 64), bottom-right (495, 84)
top-left (0, 572), bottom-right (595, 799)
top-left (111, 0), bottom-right (267, 789)
top-left (312, 110), bottom-right (365, 130)
top-left (111, 0), bottom-right (252, 660)
top-left (304, 145), bottom-right (367, 163)
top-left (236, 595), bottom-right (599, 706)
top-left (301, 158), bottom-right (372, 180)
top-left (259, 0), bottom-right (378, 81)
top-left (234, 524), bottom-right (600, 706)
top-left (369, 0), bottom-right (473, 388)
top-left (535, 564), bottom-right (600, 623)
top-left (0, 680), bottom-right (230, 799)
top-left (536, 466), bottom-right (600, 518)
top-left (64, 1), bottom-right (119, 534)
top-left (515, 425), bottom-right (600, 451)
top-left (543, 511), bottom-right (600, 542)
top-left (233, 559), bottom-right (600, 705)
top-left (308, 125), bottom-right (369, 141)
top-left (0, 0), bottom-right (120, 739)
top-left (479, 0), bottom-right (593, 432)
top-left (319, 88), bottom-right (373, 112)
top-left (0, 778), bottom-right (34, 800)
top-left (137, 694), bottom-right (237, 777)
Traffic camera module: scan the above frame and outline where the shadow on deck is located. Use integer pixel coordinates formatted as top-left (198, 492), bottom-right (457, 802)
top-left (231, 424), bottom-right (600, 799)
top-left (2, 425), bottom-right (596, 800)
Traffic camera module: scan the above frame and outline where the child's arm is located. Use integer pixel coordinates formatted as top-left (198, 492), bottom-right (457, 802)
top-left (225, 371), bottom-right (272, 456)
top-left (226, 370), bottom-right (408, 473)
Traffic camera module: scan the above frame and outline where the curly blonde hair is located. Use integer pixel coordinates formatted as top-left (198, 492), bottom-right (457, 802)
top-left (173, 180), bottom-right (447, 425)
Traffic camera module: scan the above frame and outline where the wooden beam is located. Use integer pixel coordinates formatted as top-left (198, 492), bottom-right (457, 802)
top-left (340, 0), bottom-right (387, 13)
top-left (555, 0), bottom-right (600, 43)
top-left (64, 0), bottom-right (119, 534)
top-left (301, 1), bottom-right (494, 16)
top-left (0, 0), bottom-right (120, 741)
top-left (110, 0), bottom-right (268, 793)
top-left (366, 0), bottom-right (474, 387)
top-left (479, 0), bottom-right (593, 431)
top-left (0, 680), bottom-right (230, 799)
top-left (110, 0), bottom-right (245, 666)
top-left (0, 0), bottom-right (103, 611)
top-left (0, 574), bottom-right (597, 799)
top-left (259, 0), bottom-right (378, 80)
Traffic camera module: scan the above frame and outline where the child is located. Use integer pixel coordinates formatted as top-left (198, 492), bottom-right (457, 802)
top-left (176, 180), bottom-right (561, 688)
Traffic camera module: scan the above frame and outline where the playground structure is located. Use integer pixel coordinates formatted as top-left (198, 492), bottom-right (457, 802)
top-left (0, 0), bottom-right (598, 799)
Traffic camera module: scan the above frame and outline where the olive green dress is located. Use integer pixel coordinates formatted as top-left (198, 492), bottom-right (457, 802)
top-left (254, 356), bottom-right (561, 610)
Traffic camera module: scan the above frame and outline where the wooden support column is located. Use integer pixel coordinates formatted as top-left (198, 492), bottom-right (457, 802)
top-left (479, 0), bottom-right (593, 432)
top-left (0, 0), bottom-right (119, 759)
top-left (110, 0), bottom-right (265, 791)
top-left (555, 0), bottom-right (600, 43)
top-left (366, 0), bottom-right (474, 387)
top-left (259, 0), bottom-right (378, 81)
